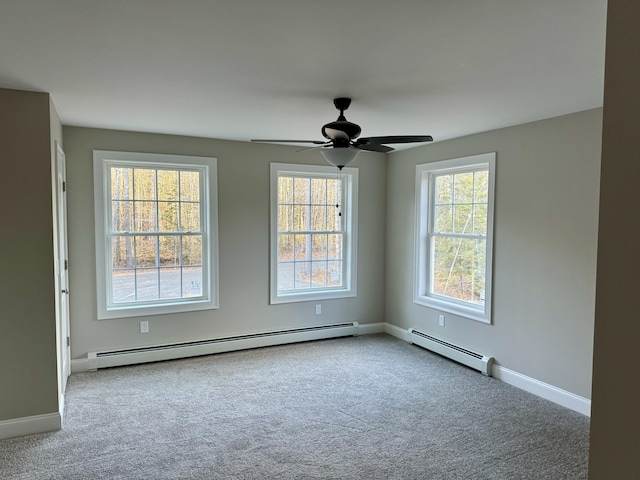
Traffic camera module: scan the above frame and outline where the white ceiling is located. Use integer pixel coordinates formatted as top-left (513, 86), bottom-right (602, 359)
top-left (0, 0), bottom-right (607, 148)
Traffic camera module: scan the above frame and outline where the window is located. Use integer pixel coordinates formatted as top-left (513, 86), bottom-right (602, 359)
top-left (93, 151), bottom-right (219, 319)
top-left (270, 163), bottom-right (358, 304)
top-left (414, 153), bottom-right (496, 323)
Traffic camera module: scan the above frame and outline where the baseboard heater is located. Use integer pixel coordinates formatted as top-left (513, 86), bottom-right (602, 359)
top-left (407, 328), bottom-right (494, 376)
top-left (87, 322), bottom-right (359, 371)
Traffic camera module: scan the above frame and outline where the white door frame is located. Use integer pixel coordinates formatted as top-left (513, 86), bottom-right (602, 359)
top-left (54, 141), bottom-right (71, 420)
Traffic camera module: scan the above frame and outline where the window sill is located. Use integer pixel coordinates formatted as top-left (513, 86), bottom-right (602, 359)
top-left (271, 289), bottom-right (356, 305)
top-left (97, 298), bottom-right (219, 320)
top-left (414, 294), bottom-right (490, 324)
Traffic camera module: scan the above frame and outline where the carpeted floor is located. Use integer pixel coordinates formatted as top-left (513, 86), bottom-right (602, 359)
top-left (0, 334), bottom-right (590, 479)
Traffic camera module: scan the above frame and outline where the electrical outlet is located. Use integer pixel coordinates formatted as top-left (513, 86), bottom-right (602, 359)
top-left (140, 320), bottom-right (149, 333)
top-left (438, 315), bottom-right (445, 327)
top-left (315, 304), bottom-right (321, 315)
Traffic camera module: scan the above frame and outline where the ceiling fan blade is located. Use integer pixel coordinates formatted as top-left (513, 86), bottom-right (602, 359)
top-left (357, 135), bottom-right (433, 145)
top-left (355, 143), bottom-right (394, 153)
top-left (251, 139), bottom-right (327, 144)
top-left (296, 144), bottom-right (330, 153)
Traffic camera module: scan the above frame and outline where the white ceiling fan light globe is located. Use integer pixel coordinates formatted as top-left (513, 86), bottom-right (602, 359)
top-left (320, 147), bottom-right (361, 169)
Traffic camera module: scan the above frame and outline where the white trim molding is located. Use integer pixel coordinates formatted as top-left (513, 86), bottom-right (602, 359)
top-left (357, 322), bottom-right (385, 335)
top-left (381, 323), bottom-right (590, 416)
top-left (492, 365), bottom-right (591, 416)
top-left (71, 358), bottom-right (90, 374)
top-left (384, 322), bottom-right (409, 342)
top-left (0, 412), bottom-right (61, 440)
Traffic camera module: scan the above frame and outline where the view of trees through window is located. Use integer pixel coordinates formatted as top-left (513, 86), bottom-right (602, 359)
top-left (109, 165), bottom-right (203, 303)
top-left (431, 169), bottom-right (488, 305)
top-left (277, 175), bottom-right (343, 291)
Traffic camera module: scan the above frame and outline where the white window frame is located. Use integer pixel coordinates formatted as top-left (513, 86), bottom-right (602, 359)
top-left (270, 163), bottom-right (358, 304)
top-left (414, 153), bottom-right (496, 323)
top-left (93, 150), bottom-right (219, 319)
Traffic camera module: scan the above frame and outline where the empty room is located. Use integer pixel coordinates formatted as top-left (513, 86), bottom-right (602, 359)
top-left (1, 1), bottom-right (639, 478)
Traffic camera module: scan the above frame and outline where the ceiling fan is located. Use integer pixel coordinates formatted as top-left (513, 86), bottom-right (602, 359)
top-left (251, 98), bottom-right (433, 169)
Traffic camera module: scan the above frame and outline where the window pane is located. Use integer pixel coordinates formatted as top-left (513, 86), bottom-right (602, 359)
top-left (182, 267), bottom-right (202, 297)
top-left (134, 168), bottom-right (156, 200)
top-left (134, 201), bottom-right (157, 232)
top-left (135, 235), bottom-right (157, 267)
top-left (159, 268), bottom-right (181, 299)
top-left (180, 171), bottom-right (200, 202)
top-left (294, 177), bottom-right (310, 204)
top-left (112, 200), bottom-right (133, 232)
top-left (327, 204), bottom-right (341, 231)
top-left (278, 234), bottom-right (294, 261)
top-left (182, 235), bottom-right (202, 265)
top-left (311, 205), bottom-right (327, 231)
top-left (293, 205), bottom-right (308, 232)
top-left (111, 167), bottom-right (133, 200)
top-left (432, 236), bottom-right (486, 305)
top-left (112, 269), bottom-right (135, 303)
top-left (327, 178), bottom-right (341, 205)
top-left (327, 260), bottom-right (342, 286)
top-left (278, 176), bottom-right (293, 204)
top-left (181, 203), bottom-right (200, 231)
top-left (435, 174), bottom-right (453, 204)
top-left (453, 172), bottom-right (474, 204)
top-left (158, 202), bottom-right (178, 231)
top-left (434, 205), bottom-right (453, 233)
top-left (157, 170), bottom-right (179, 201)
top-left (112, 236), bottom-right (133, 269)
top-left (294, 262), bottom-right (311, 289)
top-left (311, 261), bottom-right (328, 287)
top-left (278, 205), bottom-right (293, 232)
top-left (277, 263), bottom-right (294, 291)
top-left (474, 170), bottom-right (489, 203)
top-left (310, 178), bottom-right (327, 204)
top-left (328, 233), bottom-right (342, 260)
top-left (453, 204), bottom-right (472, 234)
top-left (136, 268), bottom-right (159, 301)
top-left (159, 235), bottom-right (179, 266)
top-left (294, 234), bottom-right (309, 260)
top-left (473, 204), bottom-right (488, 235)
top-left (312, 234), bottom-right (328, 260)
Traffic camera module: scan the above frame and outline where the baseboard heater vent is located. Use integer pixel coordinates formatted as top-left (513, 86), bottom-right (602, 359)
top-left (408, 328), bottom-right (494, 376)
top-left (87, 322), bottom-right (359, 371)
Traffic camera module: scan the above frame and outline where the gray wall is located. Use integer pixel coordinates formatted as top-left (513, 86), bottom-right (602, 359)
top-left (63, 127), bottom-right (387, 359)
top-left (385, 109), bottom-right (602, 399)
top-left (589, 0), bottom-right (640, 476)
top-left (0, 88), bottom-right (60, 421)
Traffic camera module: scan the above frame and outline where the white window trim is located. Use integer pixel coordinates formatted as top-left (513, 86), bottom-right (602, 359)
top-left (414, 153), bottom-right (496, 323)
top-left (270, 163), bottom-right (358, 304)
top-left (93, 150), bottom-right (219, 319)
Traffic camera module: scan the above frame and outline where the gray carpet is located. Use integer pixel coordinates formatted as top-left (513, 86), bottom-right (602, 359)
top-left (0, 334), bottom-right (590, 479)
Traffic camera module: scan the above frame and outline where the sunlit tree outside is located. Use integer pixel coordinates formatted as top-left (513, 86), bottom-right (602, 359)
top-left (276, 175), bottom-right (343, 291)
top-left (431, 169), bottom-right (488, 305)
top-left (110, 166), bottom-right (203, 303)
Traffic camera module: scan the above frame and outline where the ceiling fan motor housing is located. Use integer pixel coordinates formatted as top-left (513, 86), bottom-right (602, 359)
top-left (322, 121), bottom-right (362, 141)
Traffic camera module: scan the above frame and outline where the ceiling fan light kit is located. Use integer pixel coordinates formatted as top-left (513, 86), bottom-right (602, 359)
top-left (252, 98), bottom-right (433, 168)
top-left (320, 147), bottom-right (361, 169)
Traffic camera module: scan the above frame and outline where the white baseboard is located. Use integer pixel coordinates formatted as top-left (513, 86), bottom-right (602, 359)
top-left (358, 322), bottom-right (386, 335)
top-left (0, 412), bottom-right (61, 440)
top-left (384, 322), bottom-right (409, 341)
top-left (71, 323), bottom-right (385, 373)
top-left (383, 322), bottom-right (590, 417)
top-left (492, 365), bottom-right (591, 416)
top-left (71, 357), bottom-right (90, 374)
